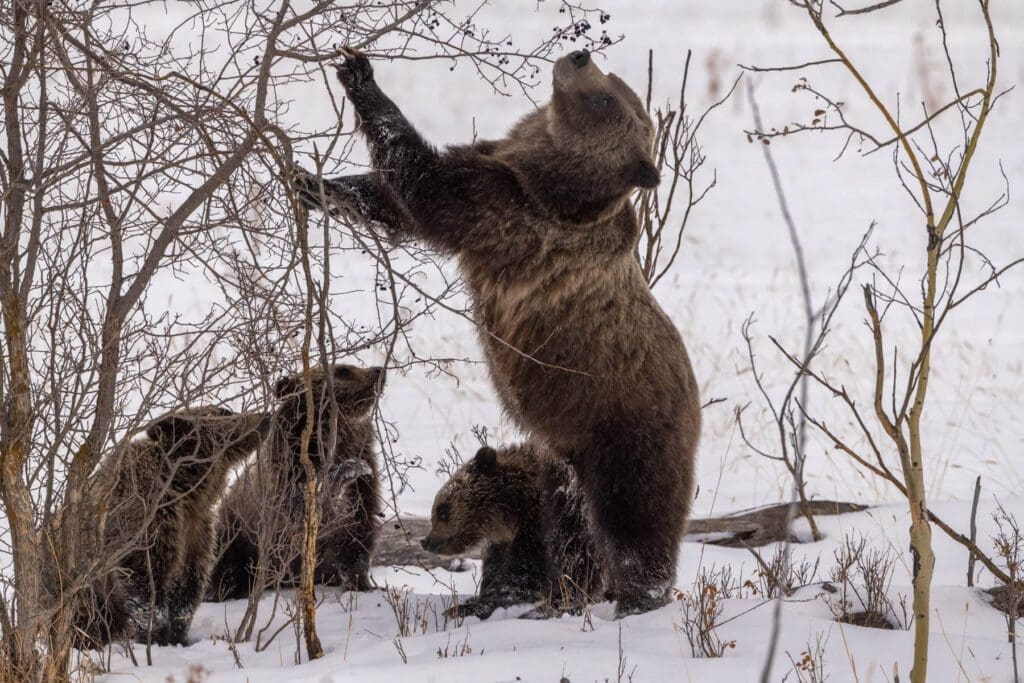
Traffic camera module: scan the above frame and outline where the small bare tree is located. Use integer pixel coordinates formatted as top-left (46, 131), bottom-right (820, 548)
top-left (746, 2), bottom-right (1015, 682)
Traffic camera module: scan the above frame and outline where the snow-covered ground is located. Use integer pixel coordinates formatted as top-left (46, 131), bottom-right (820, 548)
top-left (84, 1), bottom-right (1024, 681)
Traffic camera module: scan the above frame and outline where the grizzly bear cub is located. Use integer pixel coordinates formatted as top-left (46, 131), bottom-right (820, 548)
top-left (422, 443), bottom-right (602, 619)
top-left (71, 406), bottom-right (268, 647)
top-left (296, 47), bottom-right (701, 616)
top-left (207, 364), bottom-right (385, 601)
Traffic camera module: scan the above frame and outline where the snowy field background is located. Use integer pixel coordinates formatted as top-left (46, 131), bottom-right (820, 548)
top-left (77, 0), bottom-right (1024, 681)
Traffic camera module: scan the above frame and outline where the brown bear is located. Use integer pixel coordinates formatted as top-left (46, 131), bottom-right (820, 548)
top-left (69, 406), bottom-right (268, 647)
top-left (295, 48), bottom-right (701, 617)
top-left (207, 363), bottom-right (385, 601)
top-left (422, 443), bottom-right (603, 619)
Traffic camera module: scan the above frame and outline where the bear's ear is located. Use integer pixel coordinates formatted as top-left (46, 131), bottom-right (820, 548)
top-left (471, 446), bottom-right (499, 474)
top-left (274, 376), bottom-right (298, 398)
top-left (629, 158), bottom-right (660, 189)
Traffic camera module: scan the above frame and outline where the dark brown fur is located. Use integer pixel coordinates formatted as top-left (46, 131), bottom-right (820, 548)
top-left (422, 443), bottom-right (602, 619)
top-left (70, 406), bottom-right (267, 646)
top-left (207, 364), bottom-right (384, 601)
top-left (297, 48), bottom-right (701, 616)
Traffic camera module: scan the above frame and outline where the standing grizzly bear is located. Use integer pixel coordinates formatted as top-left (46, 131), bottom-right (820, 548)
top-left (207, 363), bottom-right (385, 601)
top-left (296, 48), bottom-right (701, 616)
top-left (422, 443), bottom-right (602, 619)
top-left (71, 406), bottom-right (268, 646)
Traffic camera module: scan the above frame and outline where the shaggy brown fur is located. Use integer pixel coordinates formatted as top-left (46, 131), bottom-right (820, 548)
top-left (207, 364), bottom-right (385, 601)
top-left (296, 48), bottom-right (701, 617)
top-left (422, 443), bottom-right (602, 619)
top-left (72, 406), bottom-right (268, 646)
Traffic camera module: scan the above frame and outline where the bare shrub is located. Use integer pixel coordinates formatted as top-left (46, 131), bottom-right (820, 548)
top-left (436, 629), bottom-right (474, 659)
top-left (784, 632), bottom-right (830, 683)
top-left (991, 504), bottom-right (1024, 683)
top-left (674, 568), bottom-right (737, 659)
top-left (826, 534), bottom-right (904, 630)
top-left (747, 545), bottom-right (821, 599)
top-left (634, 50), bottom-right (738, 288)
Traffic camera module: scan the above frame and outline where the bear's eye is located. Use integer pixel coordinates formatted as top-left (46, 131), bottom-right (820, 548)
top-left (437, 503), bottom-right (450, 523)
top-left (590, 93), bottom-right (614, 108)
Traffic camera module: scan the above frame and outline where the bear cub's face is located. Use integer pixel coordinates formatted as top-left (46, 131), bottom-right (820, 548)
top-left (146, 405), bottom-right (270, 471)
top-left (550, 50), bottom-right (659, 190)
top-left (273, 363), bottom-right (385, 465)
top-left (421, 446), bottom-right (514, 555)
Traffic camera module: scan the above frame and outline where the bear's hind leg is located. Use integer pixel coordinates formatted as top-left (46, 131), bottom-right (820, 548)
top-left (582, 438), bottom-right (688, 618)
top-left (160, 530), bottom-right (215, 645)
top-left (206, 524), bottom-right (259, 602)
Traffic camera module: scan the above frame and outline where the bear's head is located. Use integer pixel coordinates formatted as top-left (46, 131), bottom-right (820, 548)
top-left (549, 49), bottom-right (659, 191)
top-left (421, 446), bottom-right (521, 555)
top-left (146, 405), bottom-right (270, 474)
top-left (272, 363), bottom-right (385, 468)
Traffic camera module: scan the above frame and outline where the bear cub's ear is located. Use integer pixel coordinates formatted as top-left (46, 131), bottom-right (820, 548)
top-left (630, 158), bottom-right (660, 189)
top-left (471, 446), bottom-right (499, 474)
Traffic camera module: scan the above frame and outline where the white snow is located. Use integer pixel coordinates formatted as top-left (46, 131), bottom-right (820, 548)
top-left (58, 0), bottom-right (1024, 681)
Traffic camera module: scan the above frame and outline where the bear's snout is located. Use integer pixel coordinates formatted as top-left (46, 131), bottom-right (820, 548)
top-left (569, 50), bottom-right (590, 68)
top-left (421, 535), bottom-right (453, 554)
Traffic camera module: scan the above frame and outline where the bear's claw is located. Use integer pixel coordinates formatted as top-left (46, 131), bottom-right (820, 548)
top-left (335, 46), bottom-right (374, 92)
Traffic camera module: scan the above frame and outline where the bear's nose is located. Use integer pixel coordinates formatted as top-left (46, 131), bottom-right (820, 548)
top-left (569, 50), bottom-right (590, 68)
top-left (420, 537), bottom-right (431, 550)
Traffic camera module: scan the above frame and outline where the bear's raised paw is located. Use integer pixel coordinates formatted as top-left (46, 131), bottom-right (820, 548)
top-left (335, 46), bottom-right (374, 92)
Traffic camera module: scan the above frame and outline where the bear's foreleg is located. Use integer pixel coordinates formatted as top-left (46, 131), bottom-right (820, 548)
top-left (292, 169), bottom-right (411, 239)
top-left (205, 515), bottom-right (260, 601)
top-left (448, 529), bottom-right (548, 620)
top-left (329, 48), bottom-right (521, 255)
top-left (316, 473), bottom-right (380, 591)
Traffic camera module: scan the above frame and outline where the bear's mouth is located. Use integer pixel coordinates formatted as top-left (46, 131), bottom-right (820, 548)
top-left (420, 535), bottom-right (466, 555)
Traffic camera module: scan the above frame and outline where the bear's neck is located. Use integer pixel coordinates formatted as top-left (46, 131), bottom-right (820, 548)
top-left (495, 112), bottom-right (632, 224)
top-left (514, 149), bottom-right (630, 225)
top-left (492, 455), bottom-right (544, 539)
